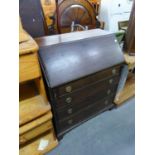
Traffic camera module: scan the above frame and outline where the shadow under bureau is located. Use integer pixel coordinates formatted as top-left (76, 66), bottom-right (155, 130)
top-left (36, 29), bottom-right (125, 139)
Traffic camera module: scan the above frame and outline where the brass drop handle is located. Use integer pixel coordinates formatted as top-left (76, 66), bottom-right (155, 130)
top-left (107, 89), bottom-right (111, 95)
top-left (104, 100), bottom-right (108, 105)
top-left (109, 79), bottom-right (113, 84)
top-left (65, 86), bottom-right (72, 93)
top-left (112, 69), bottom-right (116, 75)
top-left (67, 108), bottom-right (73, 114)
top-left (65, 97), bottom-right (72, 103)
top-left (68, 119), bottom-right (73, 124)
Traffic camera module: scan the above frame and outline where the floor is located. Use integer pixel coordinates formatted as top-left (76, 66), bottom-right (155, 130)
top-left (47, 97), bottom-right (135, 155)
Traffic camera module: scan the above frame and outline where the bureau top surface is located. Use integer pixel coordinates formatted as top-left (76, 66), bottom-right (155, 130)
top-left (35, 29), bottom-right (111, 47)
top-left (39, 33), bottom-right (124, 88)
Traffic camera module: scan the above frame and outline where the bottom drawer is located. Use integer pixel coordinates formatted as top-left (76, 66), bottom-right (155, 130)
top-left (57, 95), bottom-right (114, 133)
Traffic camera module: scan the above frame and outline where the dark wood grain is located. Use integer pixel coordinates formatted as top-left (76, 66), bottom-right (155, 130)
top-left (58, 95), bottom-right (114, 132)
top-left (124, 0), bottom-right (135, 55)
top-left (39, 34), bottom-right (125, 88)
top-left (56, 90), bottom-right (117, 121)
top-left (55, 76), bottom-right (119, 108)
top-left (54, 66), bottom-right (121, 97)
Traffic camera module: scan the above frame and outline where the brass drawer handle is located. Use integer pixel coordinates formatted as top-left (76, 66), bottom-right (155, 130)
top-left (109, 79), bottom-right (113, 84)
top-left (68, 119), bottom-right (73, 124)
top-left (65, 97), bottom-right (72, 103)
top-left (67, 108), bottom-right (73, 114)
top-left (112, 69), bottom-right (116, 75)
top-left (107, 89), bottom-right (111, 95)
top-left (65, 86), bottom-right (72, 93)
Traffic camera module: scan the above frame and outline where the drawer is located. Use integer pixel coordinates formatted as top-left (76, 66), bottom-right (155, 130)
top-left (55, 76), bottom-right (119, 108)
top-left (58, 95), bottom-right (114, 132)
top-left (19, 53), bottom-right (41, 83)
top-left (57, 93), bottom-right (116, 121)
top-left (53, 66), bottom-right (121, 97)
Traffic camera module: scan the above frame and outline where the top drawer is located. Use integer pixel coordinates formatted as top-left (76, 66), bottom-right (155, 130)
top-left (53, 66), bottom-right (121, 97)
top-left (19, 53), bottom-right (41, 83)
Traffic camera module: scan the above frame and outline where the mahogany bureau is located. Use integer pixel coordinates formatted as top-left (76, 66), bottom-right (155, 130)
top-left (36, 29), bottom-right (125, 139)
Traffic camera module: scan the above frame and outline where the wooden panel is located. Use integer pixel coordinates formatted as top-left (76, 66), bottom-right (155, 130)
top-left (35, 78), bottom-right (48, 103)
top-left (123, 0), bottom-right (135, 55)
top-left (19, 18), bottom-right (29, 43)
top-left (19, 81), bottom-right (39, 101)
top-left (114, 76), bottom-right (135, 105)
top-left (88, 0), bottom-right (101, 15)
top-left (19, 53), bottom-right (41, 83)
top-left (41, 0), bottom-right (56, 26)
top-left (19, 95), bottom-right (51, 126)
top-left (19, 130), bottom-right (58, 155)
top-left (20, 120), bottom-right (53, 145)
